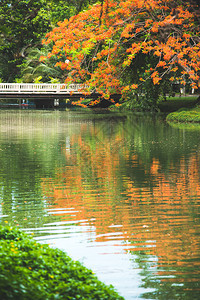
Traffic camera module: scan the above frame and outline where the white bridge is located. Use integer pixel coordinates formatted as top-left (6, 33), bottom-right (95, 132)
top-left (0, 83), bottom-right (96, 108)
top-left (0, 83), bottom-right (90, 96)
top-left (0, 83), bottom-right (120, 108)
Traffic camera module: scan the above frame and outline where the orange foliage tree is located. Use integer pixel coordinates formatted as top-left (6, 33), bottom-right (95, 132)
top-left (41, 0), bottom-right (200, 107)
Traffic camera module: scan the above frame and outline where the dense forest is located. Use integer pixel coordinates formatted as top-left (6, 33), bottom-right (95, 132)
top-left (0, 0), bottom-right (199, 108)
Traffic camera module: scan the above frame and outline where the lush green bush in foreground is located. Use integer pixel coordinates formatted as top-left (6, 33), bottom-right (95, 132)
top-left (166, 107), bottom-right (200, 123)
top-left (0, 226), bottom-right (124, 300)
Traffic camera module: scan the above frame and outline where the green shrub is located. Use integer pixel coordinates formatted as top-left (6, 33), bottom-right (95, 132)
top-left (0, 226), bottom-right (124, 300)
top-left (166, 108), bottom-right (200, 123)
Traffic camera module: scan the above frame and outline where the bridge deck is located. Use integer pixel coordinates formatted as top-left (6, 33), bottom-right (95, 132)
top-left (0, 83), bottom-right (88, 94)
top-left (0, 83), bottom-right (120, 104)
top-left (0, 83), bottom-right (97, 99)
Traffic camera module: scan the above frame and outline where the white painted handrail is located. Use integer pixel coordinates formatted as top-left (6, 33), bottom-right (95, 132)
top-left (0, 83), bottom-right (88, 93)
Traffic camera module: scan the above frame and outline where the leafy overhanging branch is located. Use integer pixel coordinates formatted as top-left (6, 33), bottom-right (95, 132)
top-left (42, 0), bottom-right (200, 106)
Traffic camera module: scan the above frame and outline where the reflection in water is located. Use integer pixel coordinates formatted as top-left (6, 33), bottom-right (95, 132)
top-left (0, 110), bottom-right (200, 299)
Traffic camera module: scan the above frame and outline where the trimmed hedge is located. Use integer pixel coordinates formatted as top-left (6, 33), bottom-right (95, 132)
top-left (0, 226), bottom-right (124, 300)
top-left (166, 108), bottom-right (200, 123)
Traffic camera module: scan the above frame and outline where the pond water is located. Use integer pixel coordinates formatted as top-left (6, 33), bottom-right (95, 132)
top-left (0, 109), bottom-right (200, 299)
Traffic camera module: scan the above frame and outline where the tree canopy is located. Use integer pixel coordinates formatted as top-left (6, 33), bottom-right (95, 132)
top-left (42, 0), bottom-right (200, 108)
top-left (0, 0), bottom-right (97, 81)
top-left (0, 0), bottom-right (49, 81)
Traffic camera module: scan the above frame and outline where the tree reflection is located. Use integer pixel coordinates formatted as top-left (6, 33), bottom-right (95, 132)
top-left (42, 115), bottom-right (200, 299)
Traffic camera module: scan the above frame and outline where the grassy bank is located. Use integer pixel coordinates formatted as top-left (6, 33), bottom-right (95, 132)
top-left (158, 95), bottom-right (199, 112)
top-left (157, 95), bottom-right (200, 124)
top-left (0, 225), bottom-right (124, 300)
top-left (159, 94), bottom-right (200, 123)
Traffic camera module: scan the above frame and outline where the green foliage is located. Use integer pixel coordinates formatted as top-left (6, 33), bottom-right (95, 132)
top-left (33, 76), bottom-right (43, 83)
top-left (0, 0), bottom-right (51, 81)
top-left (0, 225), bottom-right (124, 300)
top-left (0, 0), bottom-right (99, 82)
top-left (48, 0), bottom-right (98, 24)
top-left (119, 52), bottom-right (172, 110)
top-left (20, 47), bottom-right (65, 83)
top-left (166, 107), bottom-right (200, 123)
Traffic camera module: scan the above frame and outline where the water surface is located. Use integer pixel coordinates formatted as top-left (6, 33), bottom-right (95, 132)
top-left (0, 110), bottom-right (200, 299)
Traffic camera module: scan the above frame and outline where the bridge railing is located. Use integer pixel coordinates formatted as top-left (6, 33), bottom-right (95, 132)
top-left (0, 83), bottom-right (88, 93)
